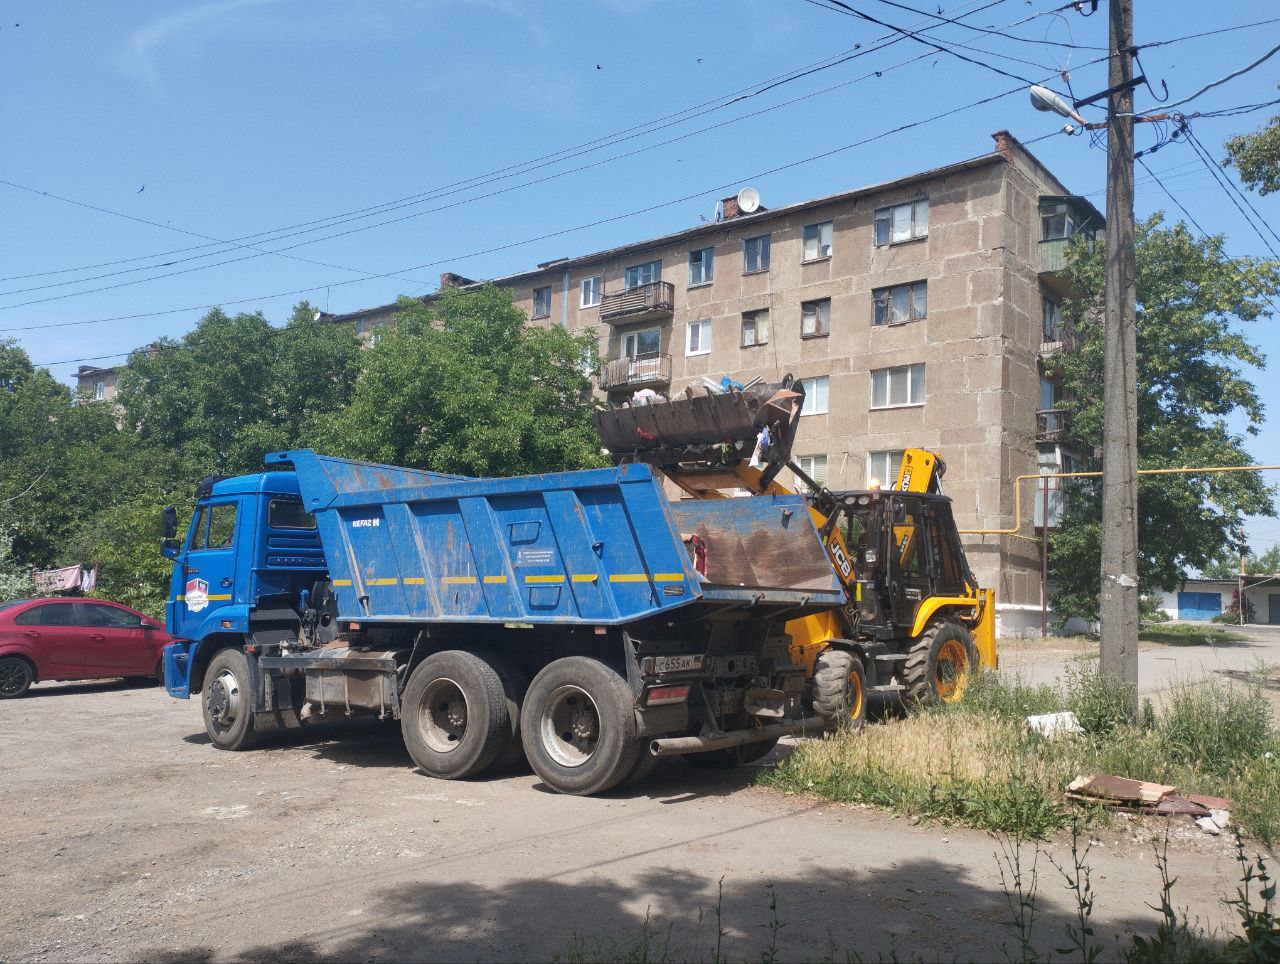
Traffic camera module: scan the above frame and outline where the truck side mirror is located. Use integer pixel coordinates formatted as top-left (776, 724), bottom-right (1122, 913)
top-left (162, 506), bottom-right (179, 540)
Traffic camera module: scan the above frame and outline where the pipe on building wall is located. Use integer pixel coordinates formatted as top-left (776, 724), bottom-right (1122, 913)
top-left (561, 269), bottom-right (570, 328)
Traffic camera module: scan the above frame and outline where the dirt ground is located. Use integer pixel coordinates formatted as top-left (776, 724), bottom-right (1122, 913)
top-left (0, 668), bottom-right (1253, 963)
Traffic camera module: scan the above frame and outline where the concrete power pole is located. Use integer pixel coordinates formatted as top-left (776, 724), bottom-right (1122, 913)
top-left (1099, 0), bottom-right (1140, 712)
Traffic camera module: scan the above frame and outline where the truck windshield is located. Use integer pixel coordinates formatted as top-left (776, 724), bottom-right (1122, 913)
top-left (268, 499), bottom-right (317, 530)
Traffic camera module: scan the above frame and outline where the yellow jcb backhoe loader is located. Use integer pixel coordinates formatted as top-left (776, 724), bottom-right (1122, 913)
top-left (593, 375), bottom-right (996, 734)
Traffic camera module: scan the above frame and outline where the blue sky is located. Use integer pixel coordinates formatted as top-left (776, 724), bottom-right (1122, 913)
top-left (2, 0), bottom-right (1278, 547)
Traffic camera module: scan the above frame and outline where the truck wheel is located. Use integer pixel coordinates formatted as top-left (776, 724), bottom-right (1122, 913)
top-left (521, 657), bottom-right (639, 796)
top-left (202, 648), bottom-right (259, 751)
top-left (684, 737), bottom-right (779, 769)
top-left (478, 651), bottom-right (529, 771)
top-left (623, 743), bottom-right (659, 785)
top-left (903, 621), bottom-right (978, 706)
top-left (402, 651), bottom-right (510, 780)
top-left (0, 656), bottom-right (33, 699)
top-left (812, 649), bottom-right (866, 729)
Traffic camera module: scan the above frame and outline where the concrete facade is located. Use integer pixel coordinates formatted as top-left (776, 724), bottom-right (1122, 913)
top-left (74, 364), bottom-right (120, 403)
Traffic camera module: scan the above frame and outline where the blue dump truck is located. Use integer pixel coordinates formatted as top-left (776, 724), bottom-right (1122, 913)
top-left (160, 449), bottom-right (846, 795)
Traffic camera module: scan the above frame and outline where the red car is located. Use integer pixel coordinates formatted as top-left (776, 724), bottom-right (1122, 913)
top-left (0, 598), bottom-right (171, 699)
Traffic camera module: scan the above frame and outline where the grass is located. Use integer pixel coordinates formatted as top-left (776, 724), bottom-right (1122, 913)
top-left (761, 660), bottom-right (1280, 842)
top-left (1139, 623), bottom-right (1248, 647)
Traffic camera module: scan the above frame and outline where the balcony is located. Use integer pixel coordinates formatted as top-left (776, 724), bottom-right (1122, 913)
top-left (1039, 321), bottom-right (1081, 358)
top-left (1036, 408), bottom-right (1069, 443)
top-left (1038, 237), bottom-right (1072, 274)
top-left (598, 281), bottom-right (675, 325)
top-left (600, 354), bottom-right (672, 392)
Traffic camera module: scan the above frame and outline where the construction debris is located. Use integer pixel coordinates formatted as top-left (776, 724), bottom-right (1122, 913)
top-left (1066, 774), bottom-right (1234, 835)
top-left (1025, 711), bottom-right (1084, 738)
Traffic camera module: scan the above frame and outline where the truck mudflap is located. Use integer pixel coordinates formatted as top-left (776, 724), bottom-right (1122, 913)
top-left (257, 647), bottom-right (401, 719)
top-left (649, 715), bottom-right (826, 758)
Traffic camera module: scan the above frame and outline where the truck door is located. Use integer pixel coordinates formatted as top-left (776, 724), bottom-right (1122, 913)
top-left (176, 500), bottom-right (239, 636)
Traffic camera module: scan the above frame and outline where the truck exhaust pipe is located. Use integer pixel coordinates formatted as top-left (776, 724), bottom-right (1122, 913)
top-left (650, 716), bottom-right (826, 758)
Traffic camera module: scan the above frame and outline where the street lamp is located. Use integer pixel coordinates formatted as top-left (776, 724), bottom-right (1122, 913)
top-left (1029, 84), bottom-right (1088, 128)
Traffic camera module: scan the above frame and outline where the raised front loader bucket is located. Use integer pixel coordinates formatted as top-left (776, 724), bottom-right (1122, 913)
top-left (593, 377), bottom-right (804, 488)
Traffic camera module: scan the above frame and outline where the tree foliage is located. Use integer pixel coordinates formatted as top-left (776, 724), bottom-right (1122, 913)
top-left (0, 288), bottom-right (600, 615)
top-left (1224, 87), bottom-right (1280, 197)
top-left (1201, 545), bottom-right (1280, 581)
top-left (1048, 215), bottom-right (1279, 622)
top-left (325, 286), bottom-right (603, 476)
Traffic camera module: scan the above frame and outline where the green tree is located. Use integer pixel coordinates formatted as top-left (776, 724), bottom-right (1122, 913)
top-left (324, 285), bottom-right (603, 476)
top-left (1048, 216), bottom-right (1279, 622)
top-left (1201, 545), bottom-right (1280, 580)
top-left (1224, 86), bottom-right (1280, 196)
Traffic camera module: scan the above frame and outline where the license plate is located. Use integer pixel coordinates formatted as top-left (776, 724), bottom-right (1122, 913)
top-left (653, 654), bottom-right (705, 674)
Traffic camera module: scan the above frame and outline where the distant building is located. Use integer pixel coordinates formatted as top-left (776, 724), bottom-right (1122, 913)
top-left (74, 364), bottom-right (121, 403)
top-left (1157, 576), bottom-right (1280, 624)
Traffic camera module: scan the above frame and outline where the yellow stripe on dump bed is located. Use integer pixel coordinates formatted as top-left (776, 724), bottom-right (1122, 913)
top-left (571, 574), bottom-right (599, 583)
top-left (403, 577), bottom-right (426, 585)
top-left (332, 579), bottom-right (352, 587)
top-left (609, 574), bottom-right (648, 583)
top-left (652, 573), bottom-right (684, 582)
top-left (366, 578), bottom-right (398, 586)
top-left (525, 574), bottom-right (565, 584)
top-left (442, 576), bottom-right (477, 585)
top-left (483, 575), bottom-right (508, 584)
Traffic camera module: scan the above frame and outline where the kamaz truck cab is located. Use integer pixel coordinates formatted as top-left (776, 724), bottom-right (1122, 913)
top-left (161, 472), bottom-right (325, 701)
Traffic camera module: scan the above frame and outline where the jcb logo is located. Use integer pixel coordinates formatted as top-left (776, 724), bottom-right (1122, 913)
top-left (828, 540), bottom-right (853, 579)
top-left (898, 470), bottom-right (912, 491)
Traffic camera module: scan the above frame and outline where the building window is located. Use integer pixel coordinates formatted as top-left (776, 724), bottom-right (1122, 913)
top-left (93, 380), bottom-right (105, 401)
top-left (799, 376), bottom-right (829, 415)
top-left (1041, 202), bottom-right (1077, 241)
top-left (532, 286), bottom-right (552, 319)
top-left (796, 454), bottom-right (828, 488)
top-left (623, 327), bottom-right (661, 360)
top-left (581, 275), bottom-right (602, 307)
top-left (624, 260), bottom-right (661, 289)
top-left (803, 221), bottom-right (833, 261)
top-left (867, 450), bottom-right (905, 487)
top-left (801, 298), bottom-right (831, 339)
top-left (1042, 296), bottom-right (1062, 341)
top-left (686, 319), bottom-right (711, 356)
top-left (741, 309), bottom-right (770, 347)
top-left (743, 234), bottom-right (771, 273)
top-left (873, 281), bottom-right (927, 326)
top-left (688, 247), bottom-right (714, 287)
top-left (1040, 377), bottom-right (1062, 410)
top-left (871, 364), bottom-right (925, 408)
top-left (874, 199), bottom-right (929, 246)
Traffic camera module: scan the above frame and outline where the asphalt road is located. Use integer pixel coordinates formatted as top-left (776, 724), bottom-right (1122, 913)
top-left (0, 665), bottom-right (1247, 963)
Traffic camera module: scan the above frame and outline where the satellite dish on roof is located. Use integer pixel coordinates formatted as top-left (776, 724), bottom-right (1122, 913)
top-left (737, 187), bottom-right (760, 214)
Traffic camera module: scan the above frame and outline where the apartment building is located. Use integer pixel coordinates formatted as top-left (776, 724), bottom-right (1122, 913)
top-left (479, 131), bottom-right (1098, 631)
top-left (74, 364), bottom-right (121, 403)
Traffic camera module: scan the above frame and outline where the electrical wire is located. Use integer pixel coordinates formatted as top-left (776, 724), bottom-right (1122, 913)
top-left (1128, 41), bottom-right (1280, 115)
top-left (867, 0), bottom-right (1106, 49)
top-left (1183, 125), bottom-right (1280, 259)
top-left (21, 76), bottom-right (1042, 352)
top-left (800, 0), bottom-right (1062, 86)
top-left (0, 0), bottom-right (1009, 288)
top-left (3, 9), bottom-right (1111, 312)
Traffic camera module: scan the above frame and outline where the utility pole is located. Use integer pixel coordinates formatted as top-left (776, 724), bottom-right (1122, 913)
top-left (1098, 0), bottom-right (1140, 713)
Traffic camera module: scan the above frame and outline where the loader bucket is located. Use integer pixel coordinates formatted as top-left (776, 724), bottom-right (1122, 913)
top-left (593, 378), bottom-right (804, 476)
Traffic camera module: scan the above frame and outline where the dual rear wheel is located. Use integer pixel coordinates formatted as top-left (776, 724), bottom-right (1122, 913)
top-left (401, 652), bottom-right (645, 795)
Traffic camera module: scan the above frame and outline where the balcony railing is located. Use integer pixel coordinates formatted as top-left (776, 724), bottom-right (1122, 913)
top-left (1036, 408), bottom-right (1069, 443)
top-left (598, 281), bottom-right (675, 324)
top-left (1038, 237), bottom-right (1072, 274)
top-left (600, 353), bottom-right (672, 392)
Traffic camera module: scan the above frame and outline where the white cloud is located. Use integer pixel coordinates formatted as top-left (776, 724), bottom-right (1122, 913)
top-left (121, 0), bottom-right (278, 92)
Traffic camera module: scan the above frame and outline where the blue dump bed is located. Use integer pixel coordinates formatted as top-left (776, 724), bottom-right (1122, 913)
top-left (269, 450), bottom-right (844, 627)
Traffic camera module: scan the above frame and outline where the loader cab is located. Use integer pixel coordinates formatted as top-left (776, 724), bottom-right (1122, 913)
top-left (163, 472), bottom-right (327, 641)
top-left (848, 490), bottom-right (971, 633)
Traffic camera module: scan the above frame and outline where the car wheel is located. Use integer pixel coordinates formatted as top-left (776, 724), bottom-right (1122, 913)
top-left (0, 656), bottom-right (33, 699)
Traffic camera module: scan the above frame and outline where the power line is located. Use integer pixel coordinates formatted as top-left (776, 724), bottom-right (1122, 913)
top-left (800, 0), bottom-right (1062, 87)
top-left (4, 8), bottom-right (1103, 312)
top-left (1137, 15), bottom-right (1280, 51)
top-left (1130, 41), bottom-right (1280, 115)
top-left (1182, 125), bottom-right (1280, 259)
top-left (22, 77), bottom-right (1040, 353)
top-left (867, 0), bottom-right (1106, 49)
top-left (0, 0), bottom-right (1010, 288)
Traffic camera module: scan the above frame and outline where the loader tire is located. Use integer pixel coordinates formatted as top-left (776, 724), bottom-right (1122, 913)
top-left (812, 648), bottom-right (866, 729)
top-left (402, 650), bottom-right (511, 780)
top-left (202, 648), bottom-right (259, 751)
top-left (521, 657), bottom-right (639, 796)
top-left (903, 621), bottom-right (977, 706)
